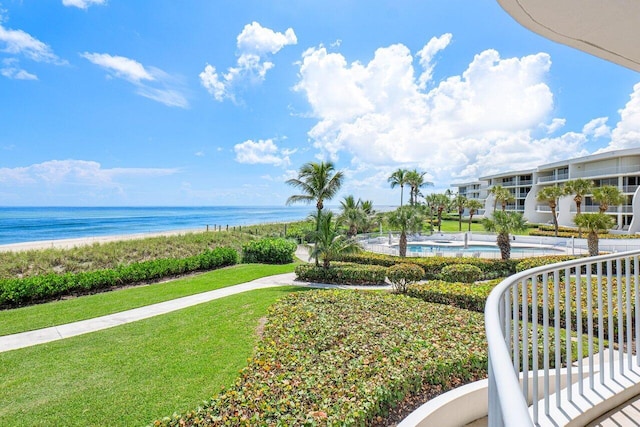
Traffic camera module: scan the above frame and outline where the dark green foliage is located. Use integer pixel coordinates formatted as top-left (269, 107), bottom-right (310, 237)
top-left (154, 290), bottom-right (487, 426)
top-left (0, 248), bottom-right (238, 308)
top-left (241, 238), bottom-right (297, 264)
top-left (386, 263), bottom-right (425, 293)
top-left (439, 264), bottom-right (483, 283)
top-left (337, 252), bottom-right (517, 280)
top-left (515, 255), bottom-right (580, 272)
top-left (295, 262), bottom-right (387, 285)
top-left (408, 280), bottom-right (498, 313)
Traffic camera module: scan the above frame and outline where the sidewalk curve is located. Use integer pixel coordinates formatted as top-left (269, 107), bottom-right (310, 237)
top-left (0, 271), bottom-right (390, 353)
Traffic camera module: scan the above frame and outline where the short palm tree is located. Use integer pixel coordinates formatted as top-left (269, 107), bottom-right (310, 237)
top-left (482, 211), bottom-right (528, 260)
top-left (309, 211), bottom-right (361, 268)
top-left (452, 194), bottom-right (468, 231)
top-left (465, 199), bottom-right (484, 232)
top-left (574, 213), bottom-right (614, 256)
top-left (433, 193), bottom-right (451, 232)
top-left (387, 206), bottom-right (424, 257)
top-left (490, 185), bottom-right (515, 212)
top-left (536, 185), bottom-right (564, 237)
top-left (388, 168), bottom-right (409, 207)
top-left (338, 195), bottom-right (367, 238)
top-left (592, 185), bottom-right (625, 214)
top-left (286, 161), bottom-right (344, 265)
top-left (564, 178), bottom-right (594, 237)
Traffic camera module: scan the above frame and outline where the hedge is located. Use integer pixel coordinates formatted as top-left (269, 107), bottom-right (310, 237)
top-left (241, 238), bottom-right (297, 264)
top-left (0, 247), bottom-right (238, 308)
top-left (387, 263), bottom-right (425, 294)
top-left (439, 264), bottom-right (482, 283)
top-left (407, 280), bottom-right (498, 313)
top-left (295, 262), bottom-right (387, 286)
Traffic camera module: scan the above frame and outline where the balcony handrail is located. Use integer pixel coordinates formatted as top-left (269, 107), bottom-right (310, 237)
top-left (486, 250), bottom-right (640, 426)
top-left (572, 164), bottom-right (640, 179)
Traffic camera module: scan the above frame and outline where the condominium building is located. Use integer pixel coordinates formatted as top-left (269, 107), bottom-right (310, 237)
top-left (451, 147), bottom-right (640, 233)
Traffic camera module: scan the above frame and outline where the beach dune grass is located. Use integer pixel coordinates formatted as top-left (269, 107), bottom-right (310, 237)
top-left (0, 263), bottom-right (297, 337)
top-left (0, 286), bottom-right (304, 427)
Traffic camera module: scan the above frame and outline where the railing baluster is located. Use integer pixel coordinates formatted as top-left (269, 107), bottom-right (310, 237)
top-left (542, 271), bottom-right (550, 416)
top-left (532, 276), bottom-right (539, 424)
top-left (608, 259), bottom-right (614, 380)
top-left (576, 267), bottom-right (583, 396)
top-left (554, 269), bottom-right (561, 408)
top-left (513, 282), bottom-right (519, 374)
top-left (522, 278), bottom-right (529, 404)
top-left (505, 290), bottom-right (511, 358)
top-left (626, 257), bottom-right (632, 370)
top-left (597, 261), bottom-right (604, 386)
top-left (635, 256), bottom-right (640, 368)
top-left (565, 266), bottom-right (572, 402)
top-left (586, 262), bottom-right (593, 390)
top-left (617, 258), bottom-right (624, 375)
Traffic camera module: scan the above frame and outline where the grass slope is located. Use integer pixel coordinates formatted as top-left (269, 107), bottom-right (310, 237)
top-left (0, 286), bottom-right (304, 427)
top-left (0, 263), bottom-right (296, 336)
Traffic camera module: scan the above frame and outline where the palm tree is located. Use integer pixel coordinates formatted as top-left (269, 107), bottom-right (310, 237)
top-left (564, 178), bottom-right (594, 237)
top-left (465, 199), bottom-right (484, 232)
top-left (433, 193), bottom-right (451, 232)
top-left (338, 195), bottom-right (367, 238)
top-left (309, 211), bottom-right (361, 268)
top-left (482, 211), bottom-right (527, 260)
top-left (286, 161), bottom-right (344, 265)
top-left (452, 194), bottom-right (468, 231)
top-left (405, 169), bottom-right (433, 206)
top-left (388, 168), bottom-right (409, 207)
top-left (490, 185), bottom-right (515, 212)
top-left (387, 206), bottom-right (424, 257)
top-left (536, 185), bottom-right (564, 237)
top-left (592, 185), bottom-right (625, 214)
top-left (574, 213), bottom-right (614, 256)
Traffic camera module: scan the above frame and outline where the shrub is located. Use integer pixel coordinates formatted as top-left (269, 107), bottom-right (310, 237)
top-left (386, 263), bottom-right (425, 293)
top-left (241, 238), bottom-right (297, 264)
top-left (0, 247), bottom-right (238, 308)
top-left (515, 255), bottom-right (580, 272)
top-left (439, 264), bottom-right (483, 283)
top-left (408, 280), bottom-right (498, 313)
top-left (295, 262), bottom-right (387, 285)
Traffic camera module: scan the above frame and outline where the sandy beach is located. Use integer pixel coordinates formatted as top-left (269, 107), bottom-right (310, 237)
top-left (0, 228), bottom-right (208, 253)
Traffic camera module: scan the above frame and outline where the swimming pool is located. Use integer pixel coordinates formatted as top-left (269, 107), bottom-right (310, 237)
top-left (396, 242), bottom-right (564, 254)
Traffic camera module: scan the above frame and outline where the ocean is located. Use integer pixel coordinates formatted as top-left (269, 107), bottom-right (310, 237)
top-left (0, 206), bottom-right (317, 245)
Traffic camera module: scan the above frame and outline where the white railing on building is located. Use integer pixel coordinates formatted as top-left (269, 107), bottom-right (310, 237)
top-left (623, 185), bottom-right (639, 193)
top-left (486, 250), bottom-right (640, 426)
top-left (572, 164), bottom-right (640, 179)
top-left (576, 205), bottom-right (632, 213)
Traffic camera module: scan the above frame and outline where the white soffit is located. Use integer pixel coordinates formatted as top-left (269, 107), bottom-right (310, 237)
top-left (496, 0), bottom-right (640, 72)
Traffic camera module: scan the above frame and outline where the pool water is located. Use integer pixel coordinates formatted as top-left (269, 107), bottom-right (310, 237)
top-left (400, 243), bottom-right (563, 254)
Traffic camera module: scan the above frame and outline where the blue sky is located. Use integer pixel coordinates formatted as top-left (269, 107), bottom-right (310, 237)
top-left (1, 0), bottom-right (639, 207)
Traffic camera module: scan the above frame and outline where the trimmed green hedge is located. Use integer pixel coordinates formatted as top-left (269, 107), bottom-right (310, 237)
top-left (407, 280), bottom-right (498, 313)
top-left (241, 238), bottom-right (297, 264)
top-left (440, 264), bottom-right (482, 283)
top-left (337, 252), bottom-right (517, 280)
top-left (0, 247), bottom-right (238, 308)
top-left (295, 262), bottom-right (387, 286)
top-left (387, 263), bottom-right (425, 294)
top-left (154, 290), bottom-right (488, 426)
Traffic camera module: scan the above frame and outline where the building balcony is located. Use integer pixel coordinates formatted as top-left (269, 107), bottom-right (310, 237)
top-left (623, 185), bottom-right (639, 193)
top-left (572, 164), bottom-right (640, 179)
top-left (537, 173), bottom-right (569, 183)
top-left (576, 205), bottom-right (633, 213)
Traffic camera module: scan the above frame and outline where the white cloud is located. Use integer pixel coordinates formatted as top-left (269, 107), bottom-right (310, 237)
top-left (200, 22), bottom-right (297, 102)
top-left (1, 58), bottom-right (37, 80)
top-left (542, 118), bottom-right (566, 134)
top-left (0, 160), bottom-right (178, 187)
top-left (234, 139), bottom-right (294, 167)
top-left (0, 21), bottom-right (66, 65)
top-left (82, 52), bottom-right (188, 108)
top-left (582, 117), bottom-right (610, 139)
top-left (62, 0), bottom-right (107, 9)
top-left (597, 83), bottom-right (640, 152)
top-left (294, 38), bottom-right (590, 186)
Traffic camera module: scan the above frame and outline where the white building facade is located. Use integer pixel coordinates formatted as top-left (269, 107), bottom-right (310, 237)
top-left (452, 147), bottom-right (640, 233)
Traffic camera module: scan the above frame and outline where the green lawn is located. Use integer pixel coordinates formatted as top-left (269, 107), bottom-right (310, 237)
top-left (0, 263), bottom-right (296, 336)
top-left (0, 286), bottom-right (305, 427)
top-left (434, 219), bottom-right (532, 235)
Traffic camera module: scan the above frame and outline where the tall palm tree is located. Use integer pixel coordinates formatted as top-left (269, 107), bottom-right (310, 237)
top-left (387, 206), bottom-right (424, 257)
top-left (489, 185), bottom-right (515, 212)
top-left (286, 161), bottom-right (344, 265)
top-left (482, 211), bottom-right (528, 260)
top-left (338, 195), bottom-right (367, 238)
top-left (309, 211), bottom-right (361, 268)
top-left (574, 213), bottom-right (614, 256)
top-left (536, 185), bottom-right (564, 237)
top-left (452, 193), bottom-right (468, 231)
top-left (388, 168), bottom-right (409, 207)
top-left (465, 199), bottom-right (484, 232)
top-left (564, 178), bottom-right (594, 237)
top-left (405, 169), bottom-right (433, 206)
top-left (592, 185), bottom-right (625, 214)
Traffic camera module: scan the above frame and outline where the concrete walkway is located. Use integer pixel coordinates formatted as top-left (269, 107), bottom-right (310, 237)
top-left (0, 249), bottom-right (391, 353)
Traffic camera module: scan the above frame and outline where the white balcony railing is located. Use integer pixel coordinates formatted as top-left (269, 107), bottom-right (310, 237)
top-left (575, 205), bottom-right (633, 213)
top-left (572, 164), bottom-right (640, 179)
top-left (486, 251), bottom-right (640, 426)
